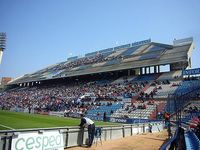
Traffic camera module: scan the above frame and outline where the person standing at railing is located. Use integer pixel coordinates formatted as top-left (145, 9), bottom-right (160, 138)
top-left (196, 121), bottom-right (200, 139)
top-left (164, 111), bottom-right (170, 128)
top-left (79, 114), bottom-right (95, 147)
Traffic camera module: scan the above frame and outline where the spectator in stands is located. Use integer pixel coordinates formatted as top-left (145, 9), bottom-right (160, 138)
top-left (167, 123), bottom-right (172, 138)
top-left (150, 91), bottom-right (154, 99)
top-left (79, 114), bottom-right (95, 147)
top-left (97, 112), bottom-right (101, 120)
top-left (196, 92), bottom-right (200, 99)
top-left (149, 124), bottom-right (152, 133)
top-left (196, 121), bottom-right (200, 139)
top-left (190, 116), bottom-right (200, 130)
top-left (124, 115), bottom-right (129, 118)
top-left (103, 112), bottom-right (107, 122)
top-left (110, 110), bottom-right (113, 115)
top-left (164, 111), bottom-right (170, 128)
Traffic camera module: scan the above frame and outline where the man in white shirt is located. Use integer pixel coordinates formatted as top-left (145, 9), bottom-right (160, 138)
top-left (79, 114), bottom-right (95, 147)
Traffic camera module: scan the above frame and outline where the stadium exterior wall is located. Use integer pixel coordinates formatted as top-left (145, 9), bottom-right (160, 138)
top-left (0, 122), bottom-right (164, 150)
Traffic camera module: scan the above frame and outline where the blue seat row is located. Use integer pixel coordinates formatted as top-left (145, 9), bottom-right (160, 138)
top-left (185, 131), bottom-right (200, 149)
top-left (86, 103), bottom-right (122, 121)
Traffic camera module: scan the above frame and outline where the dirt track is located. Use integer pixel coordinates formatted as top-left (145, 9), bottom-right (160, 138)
top-left (66, 130), bottom-right (168, 150)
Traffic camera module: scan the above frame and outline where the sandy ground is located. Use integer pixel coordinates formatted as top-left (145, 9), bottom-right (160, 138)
top-left (66, 130), bottom-right (168, 150)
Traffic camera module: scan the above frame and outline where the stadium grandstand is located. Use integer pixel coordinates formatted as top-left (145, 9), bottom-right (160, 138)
top-left (6, 38), bottom-right (193, 85)
top-left (1, 37), bottom-right (200, 149)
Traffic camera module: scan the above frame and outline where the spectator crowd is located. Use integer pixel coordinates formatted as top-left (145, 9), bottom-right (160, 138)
top-left (0, 78), bottom-right (149, 115)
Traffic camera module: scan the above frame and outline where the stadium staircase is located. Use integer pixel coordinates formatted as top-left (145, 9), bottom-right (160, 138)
top-left (166, 80), bottom-right (200, 114)
top-left (131, 73), bottom-right (161, 101)
top-left (149, 101), bottom-right (166, 119)
top-left (185, 131), bottom-right (200, 149)
top-left (131, 83), bottom-right (150, 101)
top-left (85, 103), bottom-right (122, 121)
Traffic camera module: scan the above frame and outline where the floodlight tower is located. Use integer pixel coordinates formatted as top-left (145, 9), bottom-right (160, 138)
top-left (0, 32), bottom-right (6, 64)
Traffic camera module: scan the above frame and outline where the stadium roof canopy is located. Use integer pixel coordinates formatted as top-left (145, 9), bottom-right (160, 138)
top-left (9, 37), bottom-right (194, 85)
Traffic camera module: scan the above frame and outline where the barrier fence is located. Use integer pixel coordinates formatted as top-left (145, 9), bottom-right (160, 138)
top-left (49, 111), bottom-right (162, 124)
top-left (0, 122), bottom-right (163, 150)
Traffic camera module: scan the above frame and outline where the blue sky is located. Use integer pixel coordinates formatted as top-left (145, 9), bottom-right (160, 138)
top-left (0, 0), bottom-right (200, 78)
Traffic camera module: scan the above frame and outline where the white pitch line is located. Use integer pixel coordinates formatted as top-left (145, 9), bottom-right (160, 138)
top-left (0, 123), bottom-right (15, 130)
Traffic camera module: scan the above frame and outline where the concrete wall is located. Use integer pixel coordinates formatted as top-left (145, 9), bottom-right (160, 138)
top-left (0, 122), bottom-right (164, 150)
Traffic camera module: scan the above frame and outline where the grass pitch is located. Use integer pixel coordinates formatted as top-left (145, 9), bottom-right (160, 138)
top-left (0, 110), bottom-right (115, 130)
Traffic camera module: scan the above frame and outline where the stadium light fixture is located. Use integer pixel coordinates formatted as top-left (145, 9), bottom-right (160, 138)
top-left (0, 32), bottom-right (6, 64)
top-left (0, 32), bottom-right (6, 49)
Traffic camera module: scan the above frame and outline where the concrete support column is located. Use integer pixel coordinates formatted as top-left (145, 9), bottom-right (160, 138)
top-left (116, 72), bottom-right (119, 78)
top-left (128, 70), bottom-right (131, 76)
top-left (158, 65), bottom-right (160, 73)
top-left (154, 66), bottom-right (157, 73)
top-left (145, 67), bottom-right (147, 74)
top-left (140, 68), bottom-right (143, 75)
